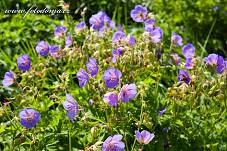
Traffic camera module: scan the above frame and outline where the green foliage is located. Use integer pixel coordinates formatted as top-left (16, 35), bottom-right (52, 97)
top-left (149, 0), bottom-right (227, 56)
top-left (0, 13), bottom-right (60, 76)
top-left (1, 18), bottom-right (227, 150)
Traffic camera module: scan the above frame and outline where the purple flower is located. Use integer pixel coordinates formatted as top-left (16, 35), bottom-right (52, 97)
top-left (17, 54), bottom-right (31, 71)
top-left (112, 31), bottom-right (126, 44)
top-left (144, 18), bottom-right (155, 31)
top-left (162, 128), bottom-right (169, 133)
top-left (19, 108), bottom-right (40, 129)
top-left (89, 11), bottom-right (105, 30)
top-left (135, 130), bottom-right (155, 145)
top-left (118, 84), bottom-right (137, 103)
top-left (182, 43), bottom-right (195, 58)
top-left (89, 99), bottom-right (93, 106)
top-left (104, 15), bottom-right (115, 29)
top-left (103, 67), bottom-right (122, 88)
top-left (76, 69), bottom-right (89, 88)
top-left (2, 71), bottom-right (15, 87)
top-left (225, 61), bottom-right (227, 68)
top-left (35, 41), bottom-right (49, 56)
top-left (86, 57), bottom-right (99, 77)
top-left (158, 106), bottom-right (167, 116)
top-left (213, 6), bottom-right (220, 11)
top-left (50, 45), bottom-right (61, 58)
top-left (178, 70), bottom-right (191, 84)
top-left (130, 5), bottom-right (148, 22)
top-left (54, 26), bottom-right (66, 38)
top-left (103, 92), bottom-right (118, 107)
top-left (102, 134), bottom-right (125, 151)
top-left (204, 54), bottom-right (218, 66)
top-left (185, 58), bottom-right (195, 69)
top-left (65, 36), bottom-right (73, 48)
top-left (62, 94), bottom-right (79, 122)
top-left (76, 21), bottom-right (86, 30)
top-left (147, 27), bottom-right (163, 43)
top-left (127, 35), bottom-right (136, 45)
top-left (112, 47), bottom-right (123, 63)
top-left (216, 55), bottom-right (225, 74)
top-left (171, 33), bottom-right (183, 46)
top-left (170, 53), bottom-right (181, 66)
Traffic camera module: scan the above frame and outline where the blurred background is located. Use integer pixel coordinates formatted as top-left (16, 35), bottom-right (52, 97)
top-left (0, 0), bottom-right (227, 76)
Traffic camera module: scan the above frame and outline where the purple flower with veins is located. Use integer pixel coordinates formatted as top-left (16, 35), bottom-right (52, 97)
top-left (144, 18), bottom-right (155, 31)
top-left (102, 134), bottom-right (125, 151)
top-left (76, 69), bottom-right (89, 88)
top-left (185, 58), bottom-right (195, 69)
top-left (86, 57), bottom-right (99, 77)
top-left (103, 67), bottom-right (122, 88)
top-left (135, 130), bottom-right (155, 145)
top-left (128, 35), bottom-right (136, 45)
top-left (171, 33), bottom-right (183, 46)
top-left (35, 41), bottom-right (49, 56)
top-left (89, 11), bottom-right (105, 30)
top-left (2, 71), bottom-right (15, 87)
top-left (17, 54), bottom-right (31, 71)
top-left (148, 27), bottom-right (163, 43)
top-left (170, 53), bottom-right (181, 66)
top-left (65, 35), bottom-right (73, 48)
top-left (216, 55), bottom-right (225, 74)
top-left (112, 31), bottom-right (126, 44)
top-left (118, 84), bottom-right (137, 103)
top-left (182, 43), bottom-right (195, 58)
top-left (112, 47), bottom-right (123, 63)
top-left (54, 26), bottom-right (66, 38)
top-left (178, 69), bottom-right (191, 84)
top-left (19, 108), bottom-right (40, 129)
top-left (204, 54), bottom-right (218, 66)
top-left (50, 45), bottom-right (61, 58)
top-left (158, 106), bottom-right (167, 116)
top-left (130, 5), bottom-right (148, 22)
top-left (76, 21), bottom-right (86, 30)
top-left (103, 92), bottom-right (118, 107)
top-left (62, 94), bottom-right (79, 122)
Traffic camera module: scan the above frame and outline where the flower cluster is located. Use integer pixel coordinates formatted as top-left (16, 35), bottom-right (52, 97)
top-left (204, 53), bottom-right (226, 73)
top-left (77, 57), bottom-right (99, 88)
top-left (1, 4), bottom-right (227, 151)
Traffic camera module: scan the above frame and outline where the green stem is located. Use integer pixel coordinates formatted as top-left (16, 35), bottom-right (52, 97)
top-left (131, 138), bottom-right (137, 151)
top-left (69, 125), bottom-right (72, 151)
top-left (201, 18), bottom-right (217, 57)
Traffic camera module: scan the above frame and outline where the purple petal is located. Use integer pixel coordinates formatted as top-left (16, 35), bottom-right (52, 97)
top-left (112, 134), bottom-right (123, 141)
top-left (178, 69), bottom-right (191, 84)
top-left (182, 43), bottom-right (195, 58)
top-left (2, 71), bottom-right (15, 87)
top-left (141, 130), bottom-right (155, 144)
top-left (216, 55), bottom-right (225, 74)
top-left (103, 67), bottom-right (122, 88)
top-left (103, 92), bottom-right (118, 106)
top-left (171, 33), bottom-right (183, 46)
top-left (77, 69), bottom-right (89, 88)
top-left (119, 84), bottom-right (137, 103)
top-left (17, 54), bottom-right (31, 71)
